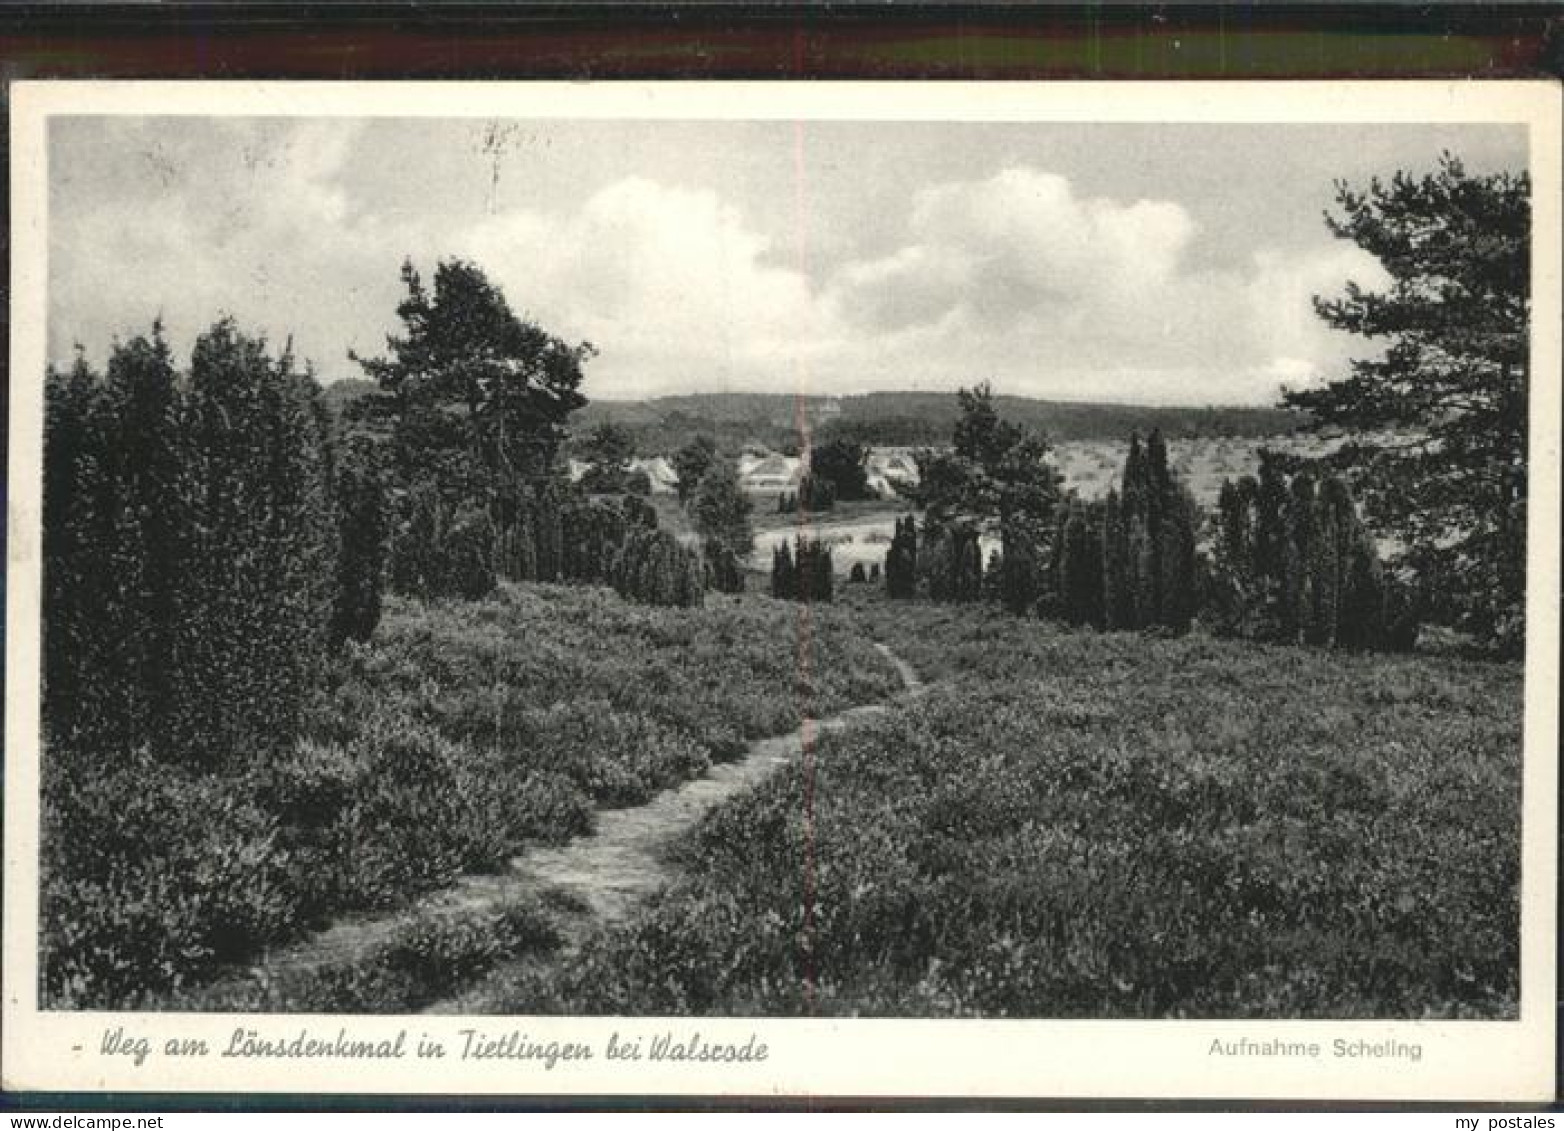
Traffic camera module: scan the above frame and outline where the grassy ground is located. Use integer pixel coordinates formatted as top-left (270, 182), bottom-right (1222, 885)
top-left (491, 585), bottom-right (1522, 1018)
top-left (41, 581), bottom-right (902, 1009)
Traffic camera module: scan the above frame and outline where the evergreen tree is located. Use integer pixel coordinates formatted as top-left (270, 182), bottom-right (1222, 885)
top-left (705, 539), bottom-right (745, 594)
top-left (1283, 473), bottom-right (1317, 643)
top-left (164, 321), bottom-right (335, 765)
top-left (1156, 485), bottom-right (1200, 632)
top-left (353, 259), bottom-right (593, 597)
top-left (918, 383), bottom-right (1062, 611)
top-left (43, 352), bottom-right (140, 760)
top-left (787, 537), bottom-right (835, 604)
top-left (771, 540), bottom-right (796, 600)
top-left (106, 329), bottom-right (187, 745)
top-left (355, 259), bottom-right (592, 487)
top-left (1285, 156), bottom-right (1529, 654)
top-left (918, 527), bottom-right (948, 602)
top-left (1127, 513), bottom-right (1155, 630)
top-left (446, 507), bottom-right (498, 599)
top-left (998, 535), bottom-right (1039, 616)
top-left (532, 479), bottom-right (565, 582)
top-left (952, 526), bottom-right (984, 604)
top-left (691, 458), bottom-right (755, 567)
top-left (885, 515), bottom-right (918, 600)
top-left (808, 438), bottom-right (870, 502)
top-left (1116, 433), bottom-right (1158, 628)
top-left (578, 421), bottom-right (633, 494)
top-left (672, 434), bottom-right (718, 504)
top-left (1101, 488), bottom-right (1130, 630)
top-left (612, 526), bottom-right (704, 608)
top-left (1253, 451), bottom-right (1291, 631)
top-left (1058, 501), bottom-right (1105, 627)
top-left (1309, 476), bottom-right (1388, 650)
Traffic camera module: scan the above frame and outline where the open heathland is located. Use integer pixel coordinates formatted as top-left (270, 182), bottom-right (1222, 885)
top-left (482, 587), bottom-right (1522, 1019)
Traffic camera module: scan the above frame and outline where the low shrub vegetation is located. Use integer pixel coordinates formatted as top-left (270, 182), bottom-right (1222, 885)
top-left (504, 602), bottom-right (1521, 1018)
top-left (166, 896), bottom-right (568, 1013)
top-left (41, 583), bottom-right (901, 1009)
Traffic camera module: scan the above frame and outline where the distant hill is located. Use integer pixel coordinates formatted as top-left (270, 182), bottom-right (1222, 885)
top-left (319, 382), bottom-right (1305, 455)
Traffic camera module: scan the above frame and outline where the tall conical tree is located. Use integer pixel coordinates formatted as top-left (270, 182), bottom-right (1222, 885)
top-left (1283, 472), bottom-right (1318, 644)
top-left (1254, 451), bottom-right (1290, 630)
top-left (885, 515), bottom-right (918, 599)
top-left (1101, 488), bottom-right (1130, 630)
top-left (1058, 500), bottom-right (1104, 627)
top-left (772, 540), bottom-right (796, 600)
top-left (1156, 484), bottom-right (1200, 632)
top-left (43, 353), bottom-right (123, 761)
top-left (331, 438), bottom-right (388, 648)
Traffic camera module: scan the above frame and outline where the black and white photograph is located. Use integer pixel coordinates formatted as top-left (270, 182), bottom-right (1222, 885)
top-left (4, 81), bottom-right (1558, 1100)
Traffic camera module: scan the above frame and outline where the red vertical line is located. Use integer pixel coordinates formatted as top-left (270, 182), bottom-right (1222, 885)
top-left (790, 53), bottom-right (820, 1015)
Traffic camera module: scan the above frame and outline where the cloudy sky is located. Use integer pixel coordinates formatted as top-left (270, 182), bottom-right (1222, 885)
top-left (49, 117), bottom-right (1524, 405)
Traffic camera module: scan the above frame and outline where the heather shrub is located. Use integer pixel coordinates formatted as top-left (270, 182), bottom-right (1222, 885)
top-left (522, 608), bottom-right (1520, 1020)
top-left (41, 761), bottom-right (300, 1009)
top-left (42, 582), bottom-right (901, 1009)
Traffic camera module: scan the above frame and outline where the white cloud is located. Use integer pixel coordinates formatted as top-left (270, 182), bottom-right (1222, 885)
top-left (460, 177), bottom-right (820, 397)
top-left (49, 132), bottom-right (1394, 406)
top-left (810, 167), bottom-right (1386, 402)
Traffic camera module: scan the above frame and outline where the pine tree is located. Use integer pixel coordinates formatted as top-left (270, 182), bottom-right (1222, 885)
top-left (613, 526), bottom-right (703, 608)
top-left (1284, 156), bottom-right (1528, 655)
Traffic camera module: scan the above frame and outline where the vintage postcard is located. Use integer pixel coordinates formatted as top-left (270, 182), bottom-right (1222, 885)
top-left (4, 80), bottom-right (1559, 1101)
